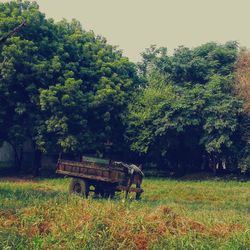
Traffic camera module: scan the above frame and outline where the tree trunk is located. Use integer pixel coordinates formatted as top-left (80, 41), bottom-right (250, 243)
top-left (11, 144), bottom-right (23, 174)
top-left (33, 149), bottom-right (42, 177)
top-left (0, 20), bottom-right (26, 44)
top-left (209, 154), bottom-right (218, 175)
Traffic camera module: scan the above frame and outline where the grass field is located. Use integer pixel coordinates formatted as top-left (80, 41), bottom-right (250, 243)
top-left (0, 177), bottom-right (249, 250)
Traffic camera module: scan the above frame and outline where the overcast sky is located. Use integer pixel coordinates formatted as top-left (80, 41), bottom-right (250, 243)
top-left (2, 0), bottom-right (250, 62)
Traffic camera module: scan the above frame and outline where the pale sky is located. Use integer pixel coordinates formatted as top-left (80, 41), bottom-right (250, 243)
top-left (2, 0), bottom-right (250, 62)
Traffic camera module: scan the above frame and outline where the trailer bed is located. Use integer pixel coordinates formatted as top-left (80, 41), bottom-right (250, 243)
top-left (56, 159), bottom-right (127, 184)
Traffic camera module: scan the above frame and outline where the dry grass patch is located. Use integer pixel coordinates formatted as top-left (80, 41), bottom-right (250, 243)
top-left (0, 178), bottom-right (249, 249)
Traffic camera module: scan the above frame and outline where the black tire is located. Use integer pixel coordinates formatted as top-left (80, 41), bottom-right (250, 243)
top-left (69, 178), bottom-right (89, 197)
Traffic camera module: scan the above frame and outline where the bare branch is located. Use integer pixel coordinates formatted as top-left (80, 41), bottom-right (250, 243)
top-left (0, 20), bottom-right (26, 44)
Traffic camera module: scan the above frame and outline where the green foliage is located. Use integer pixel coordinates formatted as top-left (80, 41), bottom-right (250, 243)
top-left (0, 1), bottom-right (138, 165)
top-left (139, 42), bottom-right (238, 84)
top-left (40, 78), bottom-right (87, 152)
top-left (127, 42), bottom-right (248, 173)
top-left (38, 20), bottom-right (137, 154)
top-left (0, 0), bottom-right (60, 171)
top-left (201, 75), bottom-right (242, 153)
top-left (126, 71), bottom-right (176, 153)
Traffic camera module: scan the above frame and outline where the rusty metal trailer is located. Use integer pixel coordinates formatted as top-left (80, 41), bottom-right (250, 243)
top-left (56, 156), bottom-right (143, 199)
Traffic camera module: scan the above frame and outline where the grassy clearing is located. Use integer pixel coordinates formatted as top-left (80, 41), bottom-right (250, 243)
top-left (0, 177), bottom-right (249, 249)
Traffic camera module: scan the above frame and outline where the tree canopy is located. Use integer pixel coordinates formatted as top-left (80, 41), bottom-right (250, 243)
top-left (0, 1), bottom-right (249, 175)
top-left (0, 1), bottom-right (137, 174)
top-left (126, 42), bottom-right (249, 174)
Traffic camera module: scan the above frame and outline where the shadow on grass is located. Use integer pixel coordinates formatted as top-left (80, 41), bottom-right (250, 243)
top-left (0, 167), bottom-right (19, 177)
top-left (0, 186), bottom-right (67, 210)
top-left (176, 172), bottom-right (250, 182)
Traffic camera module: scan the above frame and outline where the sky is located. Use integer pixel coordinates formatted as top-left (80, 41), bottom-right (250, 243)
top-left (2, 0), bottom-right (250, 62)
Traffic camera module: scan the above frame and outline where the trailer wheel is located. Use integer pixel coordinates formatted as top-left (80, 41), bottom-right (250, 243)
top-left (69, 178), bottom-right (89, 197)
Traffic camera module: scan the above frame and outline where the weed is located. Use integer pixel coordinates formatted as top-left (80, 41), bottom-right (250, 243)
top-left (0, 178), bottom-right (249, 249)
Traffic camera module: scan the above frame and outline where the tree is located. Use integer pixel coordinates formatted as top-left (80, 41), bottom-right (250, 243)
top-left (126, 42), bottom-right (245, 174)
top-left (200, 75), bottom-right (243, 173)
top-left (126, 71), bottom-right (205, 172)
top-left (39, 78), bottom-right (88, 154)
top-left (0, 37), bottom-right (38, 171)
top-left (235, 49), bottom-right (250, 114)
top-left (39, 20), bottom-right (138, 157)
top-left (0, 1), bottom-right (138, 174)
top-left (0, 1), bottom-right (69, 174)
top-left (0, 20), bottom-right (26, 45)
top-left (235, 49), bottom-right (250, 173)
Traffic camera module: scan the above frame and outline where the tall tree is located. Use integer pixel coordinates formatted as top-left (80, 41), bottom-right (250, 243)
top-left (39, 20), bottom-right (138, 157)
top-left (235, 49), bottom-right (250, 114)
top-left (235, 49), bottom-right (250, 173)
top-left (0, 2), bottom-right (74, 173)
top-left (126, 42), bottom-right (245, 174)
top-left (0, 1), bottom-right (138, 174)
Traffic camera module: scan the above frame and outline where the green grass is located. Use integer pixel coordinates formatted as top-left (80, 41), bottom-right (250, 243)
top-left (0, 177), bottom-right (249, 249)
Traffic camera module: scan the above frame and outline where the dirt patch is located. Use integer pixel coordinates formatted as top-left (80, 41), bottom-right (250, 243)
top-left (159, 205), bottom-right (174, 215)
top-left (19, 222), bottom-right (53, 238)
top-left (0, 209), bottom-right (19, 227)
top-left (211, 223), bottom-right (246, 238)
top-left (186, 219), bottom-right (207, 234)
top-left (0, 209), bottom-right (14, 217)
top-left (135, 232), bottom-right (149, 250)
top-left (152, 205), bottom-right (245, 238)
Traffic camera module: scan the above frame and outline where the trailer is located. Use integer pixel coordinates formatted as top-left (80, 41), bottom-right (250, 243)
top-left (56, 156), bottom-right (144, 199)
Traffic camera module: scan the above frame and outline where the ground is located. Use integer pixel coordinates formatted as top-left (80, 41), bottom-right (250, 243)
top-left (0, 177), bottom-right (249, 249)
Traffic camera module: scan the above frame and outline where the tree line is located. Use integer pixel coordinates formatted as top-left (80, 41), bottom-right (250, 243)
top-left (0, 1), bottom-right (249, 176)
